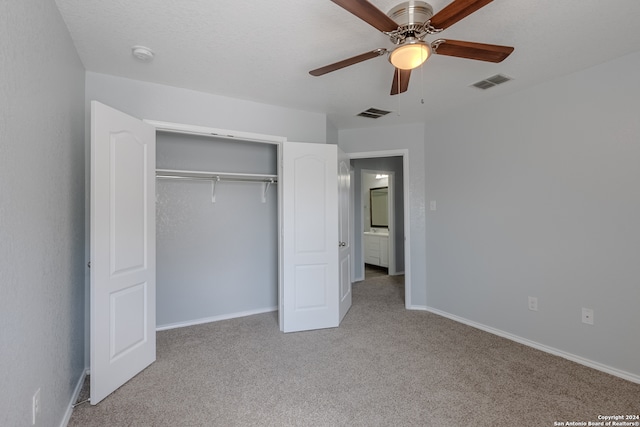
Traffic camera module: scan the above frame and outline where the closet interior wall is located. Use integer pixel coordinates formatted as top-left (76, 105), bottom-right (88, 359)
top-left (156, 132), bottom-right (278, 329)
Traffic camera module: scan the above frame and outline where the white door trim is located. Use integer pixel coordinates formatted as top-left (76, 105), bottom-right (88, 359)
top-left (347, 149), bottom-right (411, 309)
top-left (143, 120), bottom-right (287, 145)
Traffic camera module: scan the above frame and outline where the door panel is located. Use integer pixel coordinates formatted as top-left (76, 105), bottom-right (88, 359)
top-left (110, 132), bottom-right (147, 274)
top-left (281, 142), bottom-right (339, 332)
top-left (293, 155), bottom-right (328, 253)
top-left (90, 101), bottom-right (156, 404)
top-left (295, 265), bottom-right (328, 309)
top-left (338, 148), bottom-right (352, 321)
top-left (110, 283), bottom-right (147, 360)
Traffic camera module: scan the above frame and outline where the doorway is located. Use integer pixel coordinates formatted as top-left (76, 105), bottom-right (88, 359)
top-left (154, 131), bottom-right (279, 329)
top-left (348, 150), bottom-right (410, 308)
top-left (362, 169), bottom-right (394, 279)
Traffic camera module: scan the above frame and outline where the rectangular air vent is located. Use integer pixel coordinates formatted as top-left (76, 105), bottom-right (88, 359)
top-left (357, 107), bottom-right (391, 119)
top-left (471, 74), bottom-right (513, 90)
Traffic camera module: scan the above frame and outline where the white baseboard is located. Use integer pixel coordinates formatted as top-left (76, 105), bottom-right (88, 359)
top-left (156, 306), bottom-right (278, 331)
top-left (410, 305), bottom-right (640, 385)
top-left (60, 368), bottom-right (88, 427)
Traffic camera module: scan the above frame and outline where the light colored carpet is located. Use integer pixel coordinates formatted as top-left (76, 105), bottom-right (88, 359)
top-left (69, 275), bottom-right (640, 426)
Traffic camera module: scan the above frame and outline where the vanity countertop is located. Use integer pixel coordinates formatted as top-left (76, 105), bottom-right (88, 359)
top-left (364, 230), bottom-right (389, 237)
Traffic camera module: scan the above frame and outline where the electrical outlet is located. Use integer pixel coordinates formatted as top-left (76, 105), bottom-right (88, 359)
top-left (32, 388), bottom-right (40, 425)
top-left (430, 200), bottom-right (436, 211)
top-left (528, 296), bottom-right (538, 311)
top-left (582, 308), bottom-right (594, 325)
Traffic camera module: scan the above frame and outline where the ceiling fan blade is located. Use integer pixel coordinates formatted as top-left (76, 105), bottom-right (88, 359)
top-left (331, 0), bottom-right (399, 32)
top-left (432, 39), bottom-right (514, 63)
top-left (390, 68), bottom-right (411, 95)
top-left (309, 49), bottom-right (386, 76)
top-left (430, 0), bottom-right (493, 30)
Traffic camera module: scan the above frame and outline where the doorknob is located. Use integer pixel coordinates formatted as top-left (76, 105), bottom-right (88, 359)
top-left (339, 242), bottom-right (346, 247)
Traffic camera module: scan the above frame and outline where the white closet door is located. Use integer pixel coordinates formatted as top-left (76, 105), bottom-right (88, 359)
top-left (90, 101), bottom-right (156, 404)
top-left (281, 142), bottom-right (339, 332)
top-left (338, 147), bottom-right (352, 322)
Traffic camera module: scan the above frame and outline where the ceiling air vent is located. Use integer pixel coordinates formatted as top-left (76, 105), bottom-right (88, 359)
top-left (357, 107), bottom-right (392, 119)
top-left (471, 74), bottom-right (513, 90)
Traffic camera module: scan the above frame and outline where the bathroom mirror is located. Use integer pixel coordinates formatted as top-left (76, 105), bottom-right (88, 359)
top-left (370, 187), bottom-right (389, 228)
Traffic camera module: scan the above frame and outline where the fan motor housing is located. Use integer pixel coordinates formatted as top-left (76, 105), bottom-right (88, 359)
top-left (387, 1), bottom-right (434, 26)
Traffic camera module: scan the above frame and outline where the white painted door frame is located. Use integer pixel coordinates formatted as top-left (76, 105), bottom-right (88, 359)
top-left (145, 121), bottom-right (291, 329)
top-left (347, 150), bottom-right (411, 309)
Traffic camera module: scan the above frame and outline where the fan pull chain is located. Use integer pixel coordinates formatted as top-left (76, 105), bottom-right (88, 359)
top-left (421, 48), bottom-right (425, 104)
top-left (397, 70), bottom-right (401, 116)
top-left (421, 65), bottom-right (425, 104)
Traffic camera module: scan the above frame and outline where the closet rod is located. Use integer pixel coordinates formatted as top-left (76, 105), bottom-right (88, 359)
top-left (156, 175), bottom-right (276, 184)
top-left (156, 168), bottom-right (277, 184)
top-left (155, 169), bottom-right (277, 203)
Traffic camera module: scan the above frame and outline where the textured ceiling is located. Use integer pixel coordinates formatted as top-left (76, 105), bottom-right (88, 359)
top-left (54, 0), bottom-right (640, 130)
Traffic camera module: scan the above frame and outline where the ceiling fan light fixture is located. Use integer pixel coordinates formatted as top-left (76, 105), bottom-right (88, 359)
top-left (389, 40), bottom-right (430, 70)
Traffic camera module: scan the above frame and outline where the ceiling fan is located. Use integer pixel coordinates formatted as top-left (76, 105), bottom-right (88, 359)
top-left (309, 0), bottom-right (514, 95)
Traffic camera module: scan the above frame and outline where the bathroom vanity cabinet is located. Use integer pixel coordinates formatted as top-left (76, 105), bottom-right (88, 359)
top-left (364, 231), bottom-right (389, 268)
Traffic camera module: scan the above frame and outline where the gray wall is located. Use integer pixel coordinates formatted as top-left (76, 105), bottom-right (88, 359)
top-left (0, 1), bottom-right (86, 425)
top-left (326, 119), bottom-right (339, 145)
top-left (352, 159), bottom-right (405, 280)
top-left (340, 123), bottom-right (426, 307)
top-left (85, 72), bottom-right (327, 144)
top-left (156, 133), bottom-right (278, 327)
top-left (424, 51), bottom-right (640, 378)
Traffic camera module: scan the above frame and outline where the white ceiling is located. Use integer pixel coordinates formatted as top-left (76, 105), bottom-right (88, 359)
top-left (54, 0), bottom-right (640, 130)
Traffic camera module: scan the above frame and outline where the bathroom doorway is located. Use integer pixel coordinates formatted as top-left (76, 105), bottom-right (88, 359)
top-left (350, 155), bottom-right (406, 283)
top-left (362, 169), bottom-right (393, 279)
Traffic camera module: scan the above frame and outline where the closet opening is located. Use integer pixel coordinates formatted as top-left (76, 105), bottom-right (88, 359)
top-left (154, 130), bottom-right (280, 331)
top-left (90, 102), bottom-right (349, 404)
